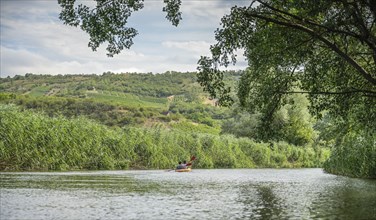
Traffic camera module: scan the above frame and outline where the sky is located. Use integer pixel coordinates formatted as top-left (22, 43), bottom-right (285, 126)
top-left (0, 0), bottom-right (250, 78)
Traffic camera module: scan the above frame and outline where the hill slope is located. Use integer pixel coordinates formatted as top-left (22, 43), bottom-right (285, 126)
top-left (0, 72), bottom-right (236, 132)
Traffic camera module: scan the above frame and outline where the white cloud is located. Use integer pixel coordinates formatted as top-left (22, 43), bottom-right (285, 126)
top-left (161, 41), bottom-right (247, 69)
top-left (0, 0), bottom-right (250, 77)
top-left (0, 45), bottom-right (161, 77)
top-left (1, 46), bottom-right (99, 76)
top-left (162, 40), bottom-right (212, 56)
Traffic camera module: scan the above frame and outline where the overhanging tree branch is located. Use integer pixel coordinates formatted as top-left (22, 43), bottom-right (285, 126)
top-left (257, 0), bottom-right (376, 53)
top-left (277, 90), bottom-right (376, 97)
top-left (245, 10), bottom-right (376, 86)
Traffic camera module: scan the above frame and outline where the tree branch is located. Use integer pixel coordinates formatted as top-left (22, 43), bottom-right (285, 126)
top-left (256, 0), bottom-right (370, 43)
top-left (277, 89), bottom-right (376, 97)
top-left (340, 0), bottom-right (376, 62)
top-left (245, 10), bottom-right (376, 86)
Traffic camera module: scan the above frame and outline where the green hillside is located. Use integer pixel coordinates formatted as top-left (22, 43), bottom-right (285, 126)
top-left (0, 71), bottom-right (335, 172)
top-left (0, 72), bottom-right (232, 131)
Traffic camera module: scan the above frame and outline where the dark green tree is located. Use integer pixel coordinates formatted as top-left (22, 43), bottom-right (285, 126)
top-left (222, 93), bottom-right (316, 146)
top-left (58, 0), bottom-right (182, 57)
top-left (195, 0), bottom-right (376, 178)
top-left (197, 0), bottom-right (375, 129)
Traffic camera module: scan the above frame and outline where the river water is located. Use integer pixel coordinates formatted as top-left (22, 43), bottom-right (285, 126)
top-left (1, 169), bottom-right (375, 219)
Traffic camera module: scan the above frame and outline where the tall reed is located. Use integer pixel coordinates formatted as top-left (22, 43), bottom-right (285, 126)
top-left (0, 104), bottom-right (329, 171)
top-left (324, 128), bottom-right (376, 178)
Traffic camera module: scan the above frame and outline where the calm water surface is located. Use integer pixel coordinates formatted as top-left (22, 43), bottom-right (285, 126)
top-left (1, 169), bottom-right (375, 219)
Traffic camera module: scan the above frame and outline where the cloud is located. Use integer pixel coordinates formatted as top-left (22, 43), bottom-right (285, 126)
top-left (1, 0), bottom-right (250, 77)
top-left (1, 46), bottom-right (100, 76)
top-left (0, 44), bottom-right (156, 77)
top-left (162, 40), bottom-right (212, 56)
top-left (180, 0), bottom-right (250, 28)
top-left (161, 40), bottom-right (247, 70)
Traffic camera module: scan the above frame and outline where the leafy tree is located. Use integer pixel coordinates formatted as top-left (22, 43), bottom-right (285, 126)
top-left (221, 110), bottom-right (261, 140)
top-left (197, 0), bottom-right (375, 129)
top-left (58, 0), bottom-right (182, 57)
top-left (194, 0), bottom-right (375, 177)
top-left (58, 0), bottom-right (375, 126)
top-left (222, 93), bottom-right (316, 146)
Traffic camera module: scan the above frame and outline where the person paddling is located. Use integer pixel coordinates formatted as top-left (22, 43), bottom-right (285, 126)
top-left (176, 161), bottom-right (185, 170)
top-left (175, 156), bottom-right (196, 170)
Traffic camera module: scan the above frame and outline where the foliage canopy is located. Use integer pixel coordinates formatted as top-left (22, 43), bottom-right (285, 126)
top-left (58, 0), bottom-right (375, 127)
top-left (58, 0), bottom-right (182, 57)
top-left (197, 0), bottom-right (376, 129)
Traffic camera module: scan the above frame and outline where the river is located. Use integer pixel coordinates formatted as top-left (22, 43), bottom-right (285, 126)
top-left (1, 169), bottom-right (375, 219)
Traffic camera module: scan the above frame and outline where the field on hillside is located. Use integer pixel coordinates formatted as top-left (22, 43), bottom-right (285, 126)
top-left (1, 71), bottom-right (335, 172)
top-left (0, 72), bottom-right (235, 131)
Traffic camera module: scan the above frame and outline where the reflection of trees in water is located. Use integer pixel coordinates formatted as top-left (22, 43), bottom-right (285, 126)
top-left (238, 183), bottom-right (284, 219)
top-left (309, 178), bottom-right (376, 220)
top-left (0, 173), bottom-right (163, 194)
top-left (237, 178), bottom-right (376, 220)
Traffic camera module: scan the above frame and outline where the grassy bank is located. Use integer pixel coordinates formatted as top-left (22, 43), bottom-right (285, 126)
top-left (0, 104), bottom-right (329, 171)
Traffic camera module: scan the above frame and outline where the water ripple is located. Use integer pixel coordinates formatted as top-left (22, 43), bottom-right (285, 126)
top-left (1, 169), bottom-right (375, 219)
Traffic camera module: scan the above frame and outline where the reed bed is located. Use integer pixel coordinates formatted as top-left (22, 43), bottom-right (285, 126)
top-left (0, 104), bottom-right (329, 171)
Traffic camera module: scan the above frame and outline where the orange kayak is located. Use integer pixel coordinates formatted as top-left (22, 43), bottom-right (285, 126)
top-left (175, 168), bottom-right (191, 172)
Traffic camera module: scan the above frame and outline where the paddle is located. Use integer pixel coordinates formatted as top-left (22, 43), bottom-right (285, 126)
top-left (185, 156), bottom-right (196, 166)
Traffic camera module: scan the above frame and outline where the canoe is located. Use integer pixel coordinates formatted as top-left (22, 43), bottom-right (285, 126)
top-left (175, 167), bottom-right (191, 172)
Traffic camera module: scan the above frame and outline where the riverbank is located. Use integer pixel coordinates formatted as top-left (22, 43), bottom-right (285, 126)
top-left (0, 105), bottom-right (329, 171)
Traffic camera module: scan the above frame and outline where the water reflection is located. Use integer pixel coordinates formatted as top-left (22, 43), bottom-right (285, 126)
top-left (1, 169), bottom-right (375, 220)
top-left (309, 177), bottom-right (376, 219)
top-left (239, 184), bottom-right (283, 219)
top-left (0, 172), bottom-right (163, 194)
top-left (254, 185), bottom-right (283, 219)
